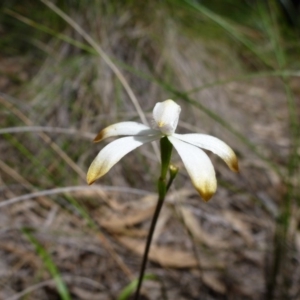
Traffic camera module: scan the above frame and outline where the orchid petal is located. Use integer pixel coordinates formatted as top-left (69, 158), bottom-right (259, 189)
top-left (168, 136), bottom-right (217, 201)
top-left (94, 122), bottom-right (158, 143)
top-left (87, 135), bottom-right (160, 184)
top-left (152, 99), bottom-right (181, 135)
top-left (173, 133), bottom-right (239, 172)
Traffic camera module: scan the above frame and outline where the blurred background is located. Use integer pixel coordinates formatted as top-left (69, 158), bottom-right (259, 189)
top-left (0, 0), bottom-right (300, 299)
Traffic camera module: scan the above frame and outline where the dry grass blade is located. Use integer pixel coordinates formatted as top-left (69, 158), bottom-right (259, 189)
top-left (2, 1), bottom-right (299, 298)
top-left (202, 273), bottom-right (226, 294)
top-left (0, 160), bottom-right (33, 191)
top-left (40, 0), bottom-right (159, 160)
top-left (96, 233), bottom-right (133, 280)
top-left (0, 185), bottom-right (151, 208)
top-left (5, 276), bottom-right (105, 300)
top-left (0, 159), bottom-right (54, 208)
top-left (0, 96), bottom-right (86, 180)
top-left (6, 280), bottom-right (57, 300)
top-left (0, 126), bottom-right (95, 139)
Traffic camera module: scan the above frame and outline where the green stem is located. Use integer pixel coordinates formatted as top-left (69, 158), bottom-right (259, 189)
top-left (134, 137), bottom-right (173, 300)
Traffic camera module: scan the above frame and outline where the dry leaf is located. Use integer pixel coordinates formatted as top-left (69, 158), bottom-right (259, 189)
top-left (180, 206), bottom-right (229, 249)
top-left (100, 206), bottom-right (155, 230)
top-left (223, 211), bottom-right (254, 246)
top-left (203, 272), bottom-right (226, 294)
top-left (117, 236), bottom-right (223, 269)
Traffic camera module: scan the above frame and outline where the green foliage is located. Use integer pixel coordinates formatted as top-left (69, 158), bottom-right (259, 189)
top-left (1, 0), bottom-right (300, 299)
top-left (118, 274), bottom-right (158, 300)
top-left (22, 228), bottom-right (71, 300)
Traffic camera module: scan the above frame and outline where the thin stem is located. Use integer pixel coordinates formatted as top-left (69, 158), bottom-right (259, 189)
top-left (134, 137), bottom-right (173, 299)
top-left (133, 194), bottom-right (165, 300)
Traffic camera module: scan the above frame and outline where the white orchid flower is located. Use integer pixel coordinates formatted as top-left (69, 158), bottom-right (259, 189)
top-left (87, 99), bottom-right (238, 201)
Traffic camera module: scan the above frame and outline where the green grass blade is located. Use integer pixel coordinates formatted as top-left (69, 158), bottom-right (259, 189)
top-left (117, 274), bottom-right (157, 300)
top-left (186, 70), bottom-right (300, 95)
top-left (22, 228), bottom-right (71, 300)
top-left (256, 3), bottom-right (299, 298)
top-left (3, 133), bottom-right (56, 182)
top-left (4, 9), bottom-right (97, 55)
top-left (182, 0), bottom-right (272, 67)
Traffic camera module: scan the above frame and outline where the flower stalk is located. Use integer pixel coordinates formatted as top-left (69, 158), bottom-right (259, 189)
top-left (134, 137), bottom-right (173, 300)
top-left (86, 99), bottom-right (239, 299)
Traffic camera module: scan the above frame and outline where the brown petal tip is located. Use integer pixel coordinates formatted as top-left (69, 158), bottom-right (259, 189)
top-left (230, 156), bottom-right (239, 172)
top-left (87, 179), bottom-right (95, 185)
top-left (86, 169), bottom-right (97, 185)
top-left (200, 191), bottom-right (214, 202)
top-left (195, 182), bottom-right (216, 202)
top-left (93, 129), bottom-right (107, 143)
